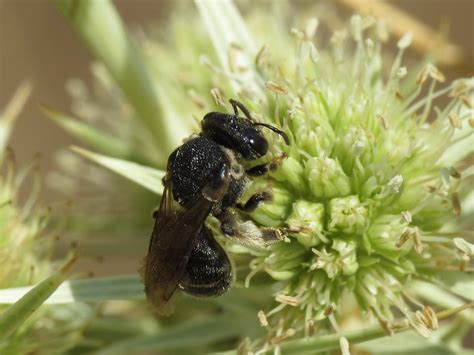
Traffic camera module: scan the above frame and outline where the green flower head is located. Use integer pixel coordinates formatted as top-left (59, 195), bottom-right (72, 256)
top-left (185, 8), bottom-right (473, 343)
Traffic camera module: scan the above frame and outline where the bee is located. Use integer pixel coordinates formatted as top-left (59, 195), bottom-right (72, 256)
top-left (141, 99), bottom-right (290, 314)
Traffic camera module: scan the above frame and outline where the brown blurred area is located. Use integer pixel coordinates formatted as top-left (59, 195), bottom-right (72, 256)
top-left (0, 0), bottom-right (473, 202)
top-left (0, 0), bottom-right (170, 196)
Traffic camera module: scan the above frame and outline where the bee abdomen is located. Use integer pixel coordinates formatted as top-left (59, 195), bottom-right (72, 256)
top-left (179, 226), bottom-right (232, 297)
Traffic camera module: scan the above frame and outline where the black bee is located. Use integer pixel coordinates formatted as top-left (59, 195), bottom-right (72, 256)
top-left (141, 99), bottom-right (289, 314)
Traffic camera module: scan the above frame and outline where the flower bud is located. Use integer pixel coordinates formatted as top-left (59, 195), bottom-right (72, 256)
top-left (287, 200), bottom-right (325, 247)
top-left (332, 239), bottom-right (359, 275)
top-left (305, 156), bottom-right (351, 198)
top-left (273, 155), bottom-right (307, 193)
top-left (250, 182), bottom-right (292, 227)
top-left (328, 195), bottom-right (367, 234)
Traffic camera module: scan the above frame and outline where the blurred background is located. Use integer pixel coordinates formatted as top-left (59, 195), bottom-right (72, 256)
top-left (1, 0), bottom-right (473, 194)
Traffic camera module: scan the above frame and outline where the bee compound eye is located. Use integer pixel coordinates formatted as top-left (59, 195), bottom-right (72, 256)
top-left (248, 133), bottom-right (268, 157)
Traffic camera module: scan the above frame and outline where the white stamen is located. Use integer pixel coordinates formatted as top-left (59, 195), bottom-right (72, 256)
top-left (397, 32), bottom-right (412, 49)
top-left (265, 81), bottom-right (288, 95)
top-left (275, 294), bottom-right (300, 306)
top-left (396, 67), bottom-right (407, 78)
top-left (305, 18), bottom-right (319, 39)
top-left (340, 336), bottom-right (351, 355)
top-left (387, 174), bottom-right (403, 193)
top-left (258, 311), bottom-right (269, 326)
top-left (453, 238), bottom-right (474, 256)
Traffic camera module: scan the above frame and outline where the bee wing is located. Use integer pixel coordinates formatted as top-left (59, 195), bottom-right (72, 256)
top-left (142, 177), bottom-right (215, 314)
top-left (147, 176), bottom-right (177, 253)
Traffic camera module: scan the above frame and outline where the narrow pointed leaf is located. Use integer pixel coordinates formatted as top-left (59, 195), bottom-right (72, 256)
top-left (461, 190), bottom-right (474, 218)
top-left (41, 104), bottom-right (130, 158)
top-left (0, 257), bottom-right (74, 341)
top-left (71, 146), bottom-right (164, 194)
top-left (0, 275), bottom-right (142, 304)
top-left (0, 82), bottom-right (32, 152)
top-left (435, 270), bottom-right (474, 301)
top-left (97, 316), bottom-right (249, 355)
top-left (52, 0), bottom-right (177, 165)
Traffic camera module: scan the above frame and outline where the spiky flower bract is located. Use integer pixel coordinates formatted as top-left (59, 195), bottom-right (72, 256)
top-left (48, 1), bottom-right (473, 353)
top-left (0, 86), bottom-right (94, 355)
top-left (0, 84), bottom-right (54, 294)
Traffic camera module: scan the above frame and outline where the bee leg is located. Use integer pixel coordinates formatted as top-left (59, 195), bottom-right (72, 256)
top-left (236, 191), bottom-right (272, 213)
top-left (232, 219), bottom-right (286, 245)
top-left (217, 209), bottom-right (286, 246)
top-left (216, 209), bottom-right (236, 236)
top-left (179, 226), bottom-right (232, 297)
top-left (246, 153), bottom-right (288, 177)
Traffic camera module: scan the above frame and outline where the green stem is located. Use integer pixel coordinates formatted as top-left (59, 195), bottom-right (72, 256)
top-left (52, 0), bottom-right (169, 166)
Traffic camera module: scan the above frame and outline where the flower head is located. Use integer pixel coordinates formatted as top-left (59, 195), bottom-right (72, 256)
top-left (230, 12), bottom-right (473, 343)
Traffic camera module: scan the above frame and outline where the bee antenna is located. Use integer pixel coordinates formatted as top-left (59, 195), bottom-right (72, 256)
top-left (253, 123), bottom-right (290, 145)
top-left (228, 99), bottom-right (290, 145)
top-left (229, 99), bottom-right (252, 120)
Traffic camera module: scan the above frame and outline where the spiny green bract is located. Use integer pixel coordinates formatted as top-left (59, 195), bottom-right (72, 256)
top-left (0, 89), bottom-right (94, 355)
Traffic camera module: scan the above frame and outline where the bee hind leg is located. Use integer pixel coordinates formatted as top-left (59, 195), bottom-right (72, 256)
top-left (217, 209), bottom-right (285, 246)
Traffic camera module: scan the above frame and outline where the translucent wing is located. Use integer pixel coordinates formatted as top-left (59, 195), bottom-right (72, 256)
top-left (142, 174), bottom-right (217, 315)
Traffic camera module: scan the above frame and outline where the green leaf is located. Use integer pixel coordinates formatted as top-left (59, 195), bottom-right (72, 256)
top-left (96, 316), bottom-right (248, 355)
top-left (41, 104), bottom-right (131, 159)
top-left (67, 275), bottom-right (143, 302)
top-left (0, 82), bottom-right (32, 152)
top-left (71, 146), bottom-right (164, 194)
top-left (52, 0), bottom-right (180, 165)
top-left (0, 275), bottom-right (142, 304)
top-left (461, 190), bottom-right (474, 218)
top-left (0, 257), bottom-right (74, 341)
top-left (436, 270), bottom-right (474, 301)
